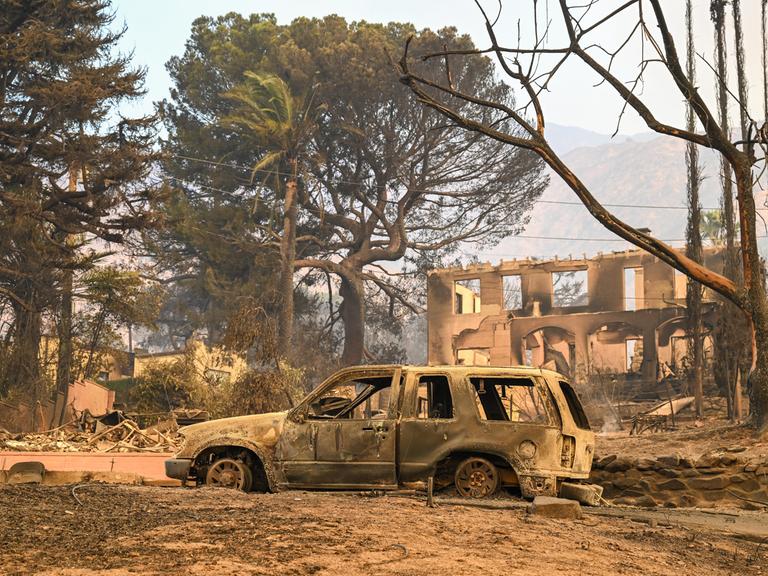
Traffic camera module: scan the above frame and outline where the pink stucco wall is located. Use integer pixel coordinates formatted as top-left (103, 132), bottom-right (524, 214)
top-left (68, 379), bottom-right (115, 415)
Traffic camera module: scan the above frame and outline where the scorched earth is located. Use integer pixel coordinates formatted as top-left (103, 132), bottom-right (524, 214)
top-left (0, 484), bottom-right (762, 576)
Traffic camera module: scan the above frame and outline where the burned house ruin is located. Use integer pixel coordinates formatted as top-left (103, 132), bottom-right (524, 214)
top-left (427, 248), bottom-right (724, 390)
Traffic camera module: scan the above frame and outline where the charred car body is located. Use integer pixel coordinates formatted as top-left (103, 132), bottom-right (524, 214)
top-left (165, 365), bottom-right (595, 498)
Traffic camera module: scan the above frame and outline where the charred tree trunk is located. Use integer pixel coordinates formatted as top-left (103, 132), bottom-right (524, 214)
top-left (685, 243), bottom-right (705, 416)
top-left (748, 278), bottom-right (768, 430)
top-left (338, 271), bottom-right (365, 366)
top-left (276, 174), bottom-right (298, 360)
top-left (712, 1), bottom-right (739, 279)
top-left (736, 161), bottom-right (768, 428)
top-left (711, 0), bottom-right (744, 420)
top-left (2, 301), bottom-right (43, 424)
top-left (83, 306), bottom-right (108, 380)
top-left (731, 0), bottom-right (766, 425)
top-left (55, 268), bottom-right (73, 424)
top-left (685, 0), bottom-right (705, 417)
top-left (55, 169), bottom-right (78, 424)
top-left (732, 0), bottom-right (750, 144)
top-left (762, 0), bottom-right (768, 121)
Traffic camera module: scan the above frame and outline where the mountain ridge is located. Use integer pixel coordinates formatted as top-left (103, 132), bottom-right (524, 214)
top-left (483, 125), bottom-right (733, 262)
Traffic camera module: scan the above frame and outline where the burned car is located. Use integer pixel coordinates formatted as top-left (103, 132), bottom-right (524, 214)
top-left (165, 365), bottom-right (595, 498)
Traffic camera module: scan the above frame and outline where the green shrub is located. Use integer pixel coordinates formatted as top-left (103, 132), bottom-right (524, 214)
top-left (129, 351), bottom-right (207, 413)
top-left (209, 364), bottom-right (304, 418)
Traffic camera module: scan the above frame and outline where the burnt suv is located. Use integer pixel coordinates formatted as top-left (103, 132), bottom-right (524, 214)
top-left (165, 365), bottom-right (595, 498)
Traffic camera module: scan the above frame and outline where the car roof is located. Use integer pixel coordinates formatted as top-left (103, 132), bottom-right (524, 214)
top-left (333, 364), bottom-right (567, 381)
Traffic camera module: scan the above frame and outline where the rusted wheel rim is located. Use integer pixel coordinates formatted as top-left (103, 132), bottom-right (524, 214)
top-left (455, 457), bottom-right (498, 498)
top-left (205, 458), bottom-right (250, 490)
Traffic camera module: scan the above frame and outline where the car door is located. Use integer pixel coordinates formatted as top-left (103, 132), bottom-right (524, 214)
top-left (277, 367), bottom-right (400, 489)
top-left (397, 371), bottom-right (463, 482)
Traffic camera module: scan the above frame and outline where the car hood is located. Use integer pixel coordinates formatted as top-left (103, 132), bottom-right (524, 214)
top-left (175, 411), bottom-right (288, 458)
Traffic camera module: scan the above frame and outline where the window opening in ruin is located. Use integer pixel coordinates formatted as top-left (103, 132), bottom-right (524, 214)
top-left (308, 375), bottom-right (394, 420)
top-left (416, 375), bottom-right (453, 419)
top-left (454, 278), bottom-right (481, 314)
top-left (623, 267), bottom-right (644, 311)
top-left (552, 270), bottom-right (588, 307)
top-left (625, 338), bottom-right (643, 373)
top-left (670, 335), bottom-right (686, 371)
top-left (502, 274), bottom-right (522, 310)
top-left (524, 349), bottom-right (534, 366)
top-left (470, 377), bottom-right (549, 423)
top-left (456, 348), bottom-right (490, 365)
top-left (558, 381), bottom-right (590, 429)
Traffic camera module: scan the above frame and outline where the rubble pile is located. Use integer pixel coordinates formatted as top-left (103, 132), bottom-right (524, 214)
top-left (0, 413), bottom-right (185, 453)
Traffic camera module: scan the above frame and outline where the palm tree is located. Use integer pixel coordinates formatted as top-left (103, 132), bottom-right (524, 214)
top-left (222, 72), bottom-right (321, 360)
top-left (700, 210), bottom-right (725, 247)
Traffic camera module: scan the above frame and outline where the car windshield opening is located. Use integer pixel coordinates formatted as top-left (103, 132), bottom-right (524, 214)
top-left (308, 376), bottom-right (393, 419)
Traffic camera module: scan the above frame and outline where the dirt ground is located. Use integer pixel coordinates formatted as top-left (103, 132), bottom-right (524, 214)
top-left (597, 419), bottom-right (768, 461)
top-left (0, 485), bottom-right (764, 576)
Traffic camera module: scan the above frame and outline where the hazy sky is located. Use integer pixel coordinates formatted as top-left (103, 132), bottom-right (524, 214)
top-left (112, 0), bottom-right (766, 135)
top-left (110, 1), bottom-right (767, 261)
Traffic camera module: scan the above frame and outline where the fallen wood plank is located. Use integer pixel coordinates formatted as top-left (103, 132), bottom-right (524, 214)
top-left (644, 396), bottom-right (694, 417)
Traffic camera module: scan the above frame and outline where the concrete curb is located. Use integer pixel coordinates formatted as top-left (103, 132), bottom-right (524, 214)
top-left (0, 469), bottom-right (182, 487)
top-left (0, 451), bottom-right (181, 487)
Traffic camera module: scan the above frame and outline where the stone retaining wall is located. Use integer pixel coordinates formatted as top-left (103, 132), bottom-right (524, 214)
top-left (590, 449), bottom-right (768, 509)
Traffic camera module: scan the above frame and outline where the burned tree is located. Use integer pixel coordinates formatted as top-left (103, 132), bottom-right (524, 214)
top-left (763, 0), bottom-right (768, 122)
top-left (399, 1), bottom-right (768, 429)
top-left (711, 0), bottom-right (747, 420)
top-left (684, 0), bottom-right (704, 417)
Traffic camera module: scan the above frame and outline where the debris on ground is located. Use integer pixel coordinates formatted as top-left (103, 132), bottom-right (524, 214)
top-left (559, 482), bottom-right (604, 506)
top-left (528, 495), bottom-right (583, 519)
top-left (629, 396), bottom-right (695, 435)
top-left (0, 410), bottom-right (186, 453)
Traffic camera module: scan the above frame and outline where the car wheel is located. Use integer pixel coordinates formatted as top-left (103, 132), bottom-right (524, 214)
top-left (454, 457), bottom-right (499, 498)
top-left (205, 458), bottom-right (252, 491)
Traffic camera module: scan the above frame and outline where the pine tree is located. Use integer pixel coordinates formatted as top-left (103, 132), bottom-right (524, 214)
top-left (0, 1), bottom-right (158, 406)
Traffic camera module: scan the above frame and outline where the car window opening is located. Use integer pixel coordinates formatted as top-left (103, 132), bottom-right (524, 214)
top-left (416, 375), bottom-right (453, 419)
top-left (558, 380), bottom-right (590, 429)
top-left (471, 377), bottom-right (549, 424)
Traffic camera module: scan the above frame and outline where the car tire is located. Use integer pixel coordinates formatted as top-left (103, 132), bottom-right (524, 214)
top-left (454, 456), bottom-right (499, 498)
top-left (205, 458), bottom-right (252, 491)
